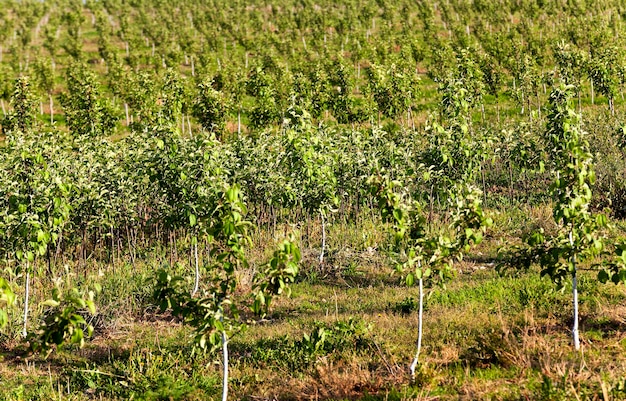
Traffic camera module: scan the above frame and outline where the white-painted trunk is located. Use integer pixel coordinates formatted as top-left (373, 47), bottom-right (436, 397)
top-left (221, 330), bottom-right (229, 401)
top-left (410, 274), bottom-right (424, 380)
top-left (319, 212), bottom-right (326, 265)
top-left (572, 272), bottom-right (580, 350)
top-left (49, 94), bottom-right (54, 124)
top-left (570, 232), bottom-right (580, 351)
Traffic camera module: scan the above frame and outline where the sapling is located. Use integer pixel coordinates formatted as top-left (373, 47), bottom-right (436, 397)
top-left (369, 175), bottom-right (490, 379)
top-left (32, 58), bottom-right (56, 125)
top-left (498, 84), bottom-right (606, 350)
top-left (1, 133), bottom-right (71, 338)
top-left (30, 281), bottom-right (100, 356)
top-left (153, 184), bottom-right (301, 401)
top-left (282, 106), bottom-right (339, 266)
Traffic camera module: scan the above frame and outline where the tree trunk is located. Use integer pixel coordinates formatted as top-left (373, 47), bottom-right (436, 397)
top-left (481, 164), bottom-right (487, 204)
top-left (169, 231), bottom-right (174, 267)
top-left (572, 269), bottom-right (580, 350)
top-left (537, 93), bottom-right (541, 119)
top-left (49, 94), bottom-right (54, 124)
top-left (319, 211), bottom-right (326, 265)
top-left (54, 230), bottom-right (63, 267)
top-left (22, 265), bottom-right (30, 338)
top-left (428, 185), bottom-right (435, 227)
top-left (570, 231), bottom-right (580, 350)
top-left (509, 163), bottom-right (514, 205)
top-left (111, 226), bottom-right (115, 267)
top-left (409, 274), bottom-right (424, 380)
top-left (221, 329), bottom-right (229, 401)
top-left (496, 99), bottom-right (501, 125)
top-left (237, 108), bottom-right (241, 135)
top-left (192, 240), bottom-right (199, 296)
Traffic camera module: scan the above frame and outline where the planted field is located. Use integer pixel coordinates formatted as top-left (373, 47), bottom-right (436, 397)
top-left (2, 0), bottom-right (626, 400)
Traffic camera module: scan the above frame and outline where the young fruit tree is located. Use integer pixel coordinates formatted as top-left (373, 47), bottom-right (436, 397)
top-left (498, 83), bottom-right (608, 350)
top-left (282, 106), bottom-right (339, 265)
top-left (30, 281), bottom-right (100, 356)
top-left (369, 173), bottom-right (491, 379)
top-left (1, 137), bottom-right (71, 338)
top-left (152, 183), bottom-right (300, 401)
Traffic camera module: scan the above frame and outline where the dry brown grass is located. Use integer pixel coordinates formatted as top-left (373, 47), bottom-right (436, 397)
top-left (282, 359), bottom-right (402, 400)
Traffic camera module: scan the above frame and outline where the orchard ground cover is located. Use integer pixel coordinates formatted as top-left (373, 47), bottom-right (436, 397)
top-left (3, 213), bottom-right (626, 400)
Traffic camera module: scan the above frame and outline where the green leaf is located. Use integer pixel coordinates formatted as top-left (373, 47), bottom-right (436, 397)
top-left (598, 269), bottom-right (609, 283)
top-left (42, 299), bottom-right (60, 307)
top-left (0, 311), bottom-right (8, 328)
top-left (71, 328), bottom-right (84, 345)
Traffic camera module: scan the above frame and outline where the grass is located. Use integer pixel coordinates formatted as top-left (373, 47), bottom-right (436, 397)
top-left (3, 208), bottom-right (626, 400)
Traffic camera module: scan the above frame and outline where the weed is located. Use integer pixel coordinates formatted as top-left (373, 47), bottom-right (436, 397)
top-left (236, 317), bottom-right (373, 373)
top-left (390, 297), bottom-right (419, 316)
